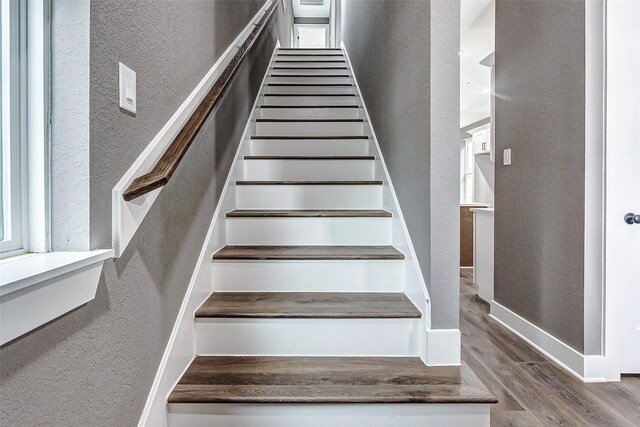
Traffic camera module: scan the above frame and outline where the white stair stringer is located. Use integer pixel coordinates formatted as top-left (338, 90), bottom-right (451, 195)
top-left (139, 43), bottom-right (478, 427)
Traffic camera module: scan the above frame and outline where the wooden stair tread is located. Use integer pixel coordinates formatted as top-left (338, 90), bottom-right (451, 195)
top-left (269, 74), bottom-right (351, 78)
top-left (266, 83), bottom-right (354, 87)
top-left (274, 60), bottom-right (346, 63)
top-left (226, 209), bottom-right (392, 218)
top-left (255, 118), bottom-right (363, 123)
top-left (258, 105), bottom-right (359, 108)
top-left (195, 292), bottom-right (421, 318)
top-left (278, 48), bottom-right (342, 51)
top-left (264, 93), bottom-right (356, 96)
top-left (276, 53), bottom-right (345, 57)
top-left (236, 180), bottom-right (383, 185)
top-left (243, 156), bottom-right (374, 160)
top-left (250, 135), bottom-right (368, 140)
top-left (168, 356), bottom-right (498, 404)
top-left (271, 67), bottom-right (349, 70)
top-left (212, 245), bottom-right (404, 260)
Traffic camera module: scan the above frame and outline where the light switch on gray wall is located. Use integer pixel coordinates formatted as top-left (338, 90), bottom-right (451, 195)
top-left (503, 148), bottom-right (512, 166)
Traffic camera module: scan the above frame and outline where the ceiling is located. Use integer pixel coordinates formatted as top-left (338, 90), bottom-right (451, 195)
top-left (460, 0), bottom-right (495, 128)
top-left (292, 0), bottom-right (331, 18)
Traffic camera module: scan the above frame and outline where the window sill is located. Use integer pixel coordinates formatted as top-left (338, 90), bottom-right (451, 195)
top-left (0, 249), bottom-right (113, 345)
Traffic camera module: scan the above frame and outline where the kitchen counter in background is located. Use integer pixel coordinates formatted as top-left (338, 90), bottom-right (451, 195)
top-left (460, 203), bottom-right (490, 267)
top-left (470, 207), bottom-right (494, 302)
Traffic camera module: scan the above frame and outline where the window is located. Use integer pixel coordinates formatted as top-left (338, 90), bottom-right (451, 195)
top-left (461, 138), bottom-right (474, 203)
top-left (0, 0), bottom-right (49, 259)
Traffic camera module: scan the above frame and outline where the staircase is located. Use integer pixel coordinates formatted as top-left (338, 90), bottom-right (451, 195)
top-left (165, 47), bottom-right (495, 426)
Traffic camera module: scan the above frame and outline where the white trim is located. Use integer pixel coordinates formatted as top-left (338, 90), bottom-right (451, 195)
top-left (112, 0), bottom-right (275, 258)
top-left (425, 329), bottom-right (461, 366)
top-left (490, 300), bottom-right (618, 382)
top-left (167, 403), bottom-right (491, 427)
top-left (136, 44), bottom-right (280, 427)
top-left (26, 0), bottom-right (50, 253)
top-left (0, 249), bottom-right (113, 345)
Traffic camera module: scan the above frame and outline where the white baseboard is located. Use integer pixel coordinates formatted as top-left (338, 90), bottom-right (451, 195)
top-left (425, 328), bottom-right (461, 366)
top-left (490, 300), bottom-right (620, 382)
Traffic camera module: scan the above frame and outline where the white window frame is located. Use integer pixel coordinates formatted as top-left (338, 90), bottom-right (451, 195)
top-left (0, 0), bottom-right (112, 346)
top-left (1, 0), bottom-right (49, 259)
top-left (460, 138), bottom-right (474, 203)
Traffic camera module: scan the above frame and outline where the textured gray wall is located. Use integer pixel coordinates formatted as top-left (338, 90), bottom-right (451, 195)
top-left (0, 1), bottom-right (276, 425)
top-left (341, 0), bottom-right (460, 329)
top-left (494, 0), bottom-right (586, 352)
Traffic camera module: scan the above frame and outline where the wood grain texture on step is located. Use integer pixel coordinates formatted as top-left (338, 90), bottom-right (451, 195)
top-left (250, 135), bottom-right (368, 140)
top-left (268, 74), bottom-right (351, 78)
top-left (226, 209), bottom-right (392, 218)
top-left (258, 105), bottom-right (359, 108)
top-left (195, 292), bottom-right (421, 318)
top-left (274, 60), bottom-right (347, 63)
top-left (255, 118), bottom-right (364, 123)
top-left (266, 83), bottom-right (354, 87)
top-left (212, 245), bottom-right (404, 260)
top-left (276, 53), bottom-right (345, 57)
top-left (244, 156), bottom-right (374, 160)
top-left (271, 67), bottom-right (349, 70)
top-left (263, 93), bottom-right (356, 97)
top-left (168, 356), bottom-right (498, 404)
top-left (236, 180), bottom-right (382, 185)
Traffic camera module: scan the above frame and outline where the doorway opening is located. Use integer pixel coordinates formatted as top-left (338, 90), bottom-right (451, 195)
top-left (294, 24), bottom-right (329, 48)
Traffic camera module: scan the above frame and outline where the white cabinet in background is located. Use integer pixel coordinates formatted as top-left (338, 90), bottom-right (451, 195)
top-left (471, 208), bottom-right (494, 303)
top-left (470, 124), bottom-right (491, 156)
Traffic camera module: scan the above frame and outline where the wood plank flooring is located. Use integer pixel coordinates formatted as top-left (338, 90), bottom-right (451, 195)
top-left (195, 292), bottom-right (421, 318)
top-left (460, 269), bottom-right (640, 426)
top-left (168, 356), bottom-right (498, 404)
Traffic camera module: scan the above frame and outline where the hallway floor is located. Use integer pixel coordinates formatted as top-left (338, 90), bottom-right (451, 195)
top-left (460, 270), bottom-right (640, 426)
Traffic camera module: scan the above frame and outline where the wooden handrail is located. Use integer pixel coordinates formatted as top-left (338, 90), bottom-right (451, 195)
top-left (123, 0), bottom-right (279, 201)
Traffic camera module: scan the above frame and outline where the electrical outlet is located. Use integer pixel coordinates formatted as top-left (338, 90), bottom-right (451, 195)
top-left (503, 148), bottom-right (512, 166)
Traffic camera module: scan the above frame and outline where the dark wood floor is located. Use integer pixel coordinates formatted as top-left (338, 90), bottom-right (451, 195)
top-left (460, 269), bottom-right (640, 426)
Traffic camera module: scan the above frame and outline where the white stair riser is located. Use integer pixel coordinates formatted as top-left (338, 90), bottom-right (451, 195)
top-left (257, 107), bottom-right (360, 119)
top-left (268, 76), bottom-right (352, 84)
top-left (255, 121), bottom-right (364, 136)
top-left (243, 159), bottom-right (374, 181)
top-left (236, 185), bottom-right (382, 209)
top-left (226, 217), bottom-right (391, 245)
top-left (262, 95), bottom-right (357, 106)
top-left (250, 139), bottom-right (369, 156)
top-left (211, 260), bottom-right (404, 292)
top-left (270, 68), bottom-right (349, 76)
top-left (194, 318), bottom-right (421, 356)
top-left (275, 55), bottom-right (345, 62)
top-left (168, 403), bottom-right (491, 427)
top-left (277, 49), bottom-right (343, 55)
top-left (272, 61), bottom-right (347, 68)
top-left (265, 85), bottom-right (354, 95)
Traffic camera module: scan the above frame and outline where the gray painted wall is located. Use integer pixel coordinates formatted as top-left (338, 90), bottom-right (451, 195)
top-left (341, 0), bottom-right (460, 329)
top-left (0, 1), bottom-right (277, 425)
top-left (494, 0), bottom-right (586, 352)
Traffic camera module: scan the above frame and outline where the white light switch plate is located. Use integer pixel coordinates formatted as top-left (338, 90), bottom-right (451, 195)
top-left (503, 148), bottom-right (512, 166)
top-left (119, 62), bottom-right (136, 114)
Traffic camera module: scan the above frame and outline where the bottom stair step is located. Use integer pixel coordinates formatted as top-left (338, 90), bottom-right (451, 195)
top-left (195, 292), bottom-right (421, 318)
top-left (168, 356), bottom-right (497, 404)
